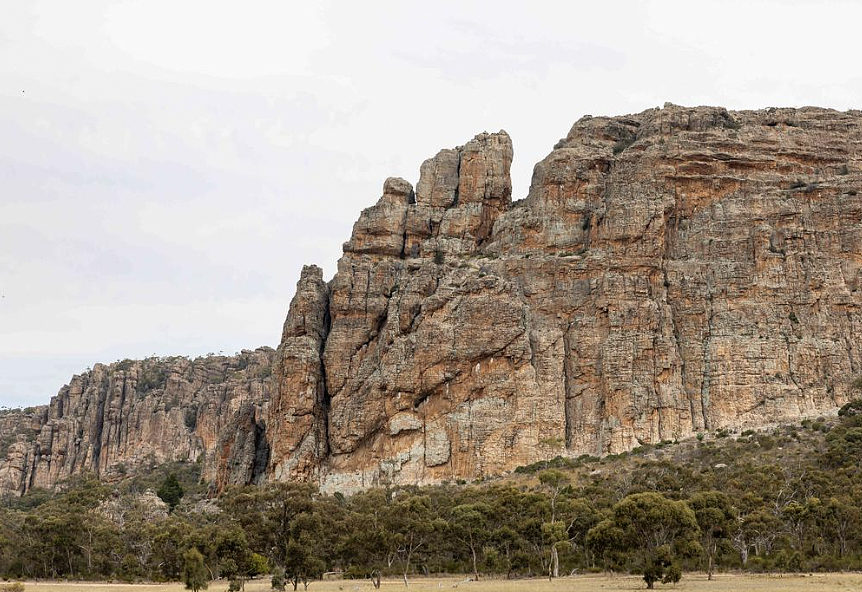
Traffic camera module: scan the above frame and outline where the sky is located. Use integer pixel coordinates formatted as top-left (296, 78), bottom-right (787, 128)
top-left (1, 0), bottom-right (861, 408)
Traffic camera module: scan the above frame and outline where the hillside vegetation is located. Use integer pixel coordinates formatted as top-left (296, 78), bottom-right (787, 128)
top-left (1, 400), bottom-right (861, 589)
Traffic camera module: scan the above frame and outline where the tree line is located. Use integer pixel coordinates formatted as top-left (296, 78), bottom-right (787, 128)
top-left (1, 399), bottom-right (861, 589)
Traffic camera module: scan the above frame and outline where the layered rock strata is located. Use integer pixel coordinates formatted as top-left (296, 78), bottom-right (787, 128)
top-left (2, 104), bottom-right (861, 495)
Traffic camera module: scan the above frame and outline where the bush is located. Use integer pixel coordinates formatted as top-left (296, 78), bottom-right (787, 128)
top-left (612, 136), bottom-right (635, 154)
top-left (838, 398), bottom-right (862, 416)
top-left (271, 566), bottom-right (286, 591)
top-left (662, 563), bottom-right (682, 584)
top-left (184, 405), bottom-right (199, 430)
top-left (156, 473), bottom-right (184, 510)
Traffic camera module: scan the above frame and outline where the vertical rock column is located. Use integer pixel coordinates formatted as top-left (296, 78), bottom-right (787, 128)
top-left (267, 265), bottom-right (331, 481)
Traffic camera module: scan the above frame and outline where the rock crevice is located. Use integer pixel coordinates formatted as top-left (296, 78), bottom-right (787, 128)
top-left (3, 105), bottom-right (862, 495)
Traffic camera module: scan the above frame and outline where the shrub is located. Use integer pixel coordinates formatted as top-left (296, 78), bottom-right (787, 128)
top-left (271, 566), bottom-right (286, 591)
top-left (184, 404), bottom-right (199, 430)
top-left (662, 563), bottom-right (682, 584)
top-left (156, 473), bottom-right (184, 510)
top-left (612, 137), bottom-right (635, 155)
top-left (839, 399), bottom-right (862, 417)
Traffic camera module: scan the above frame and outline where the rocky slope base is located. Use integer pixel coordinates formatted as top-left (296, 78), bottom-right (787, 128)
top-left (2, 104), bottom-right (861, 496)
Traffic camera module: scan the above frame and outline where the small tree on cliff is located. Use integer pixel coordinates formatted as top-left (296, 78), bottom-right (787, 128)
top-left (157, 473), bottom-right (184, 511)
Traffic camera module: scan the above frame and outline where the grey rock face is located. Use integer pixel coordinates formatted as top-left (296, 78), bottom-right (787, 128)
top-left (0, 350), bottom-right (275, 496)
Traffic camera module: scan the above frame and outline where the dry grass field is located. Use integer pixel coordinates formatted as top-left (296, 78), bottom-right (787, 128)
top-left (13, 573), bottom-right (862, 592)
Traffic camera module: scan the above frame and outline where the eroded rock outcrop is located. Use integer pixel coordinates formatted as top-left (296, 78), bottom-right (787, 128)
top-left (270, 106), bottom-right (862, 491)
top-left (0, 349), bottom-right (275, 496)
top-left (3, 105), bottom-right (862, 496)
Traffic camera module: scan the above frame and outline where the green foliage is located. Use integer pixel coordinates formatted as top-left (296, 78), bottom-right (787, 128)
top-left (589, 492), bottom-right (699, 588)
top-left (612, 136), bottom-right (635, 155)
top-left (0, 435), bottom-right (14, 458)
top-left (662, 561), bottom-right (682, 584)
top-left (182, 548), bottom-right (208, 592)
top-left (157, 473), bottom-right (184, 510)
top-left (271, 566), bottom-right (286, 590)
top-left (839, 397), bottom-right (862, 415)
top-left (184, 404), bottom-right (199, 430)
top-left (514, 455), bottom-right (580, 474)
top-left (120, 459), bottom-right (204, 498)
top-left (5, 410), bottom-right (862, 585)
top-left (688, 491), bottom-right (734, 578)
top-left (136, 363), bottom-right (168, 395)
top-left (248, 552), bottom-right (269, 576)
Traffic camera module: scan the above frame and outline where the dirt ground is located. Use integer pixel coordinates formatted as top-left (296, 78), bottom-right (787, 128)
top-left (14, 572), bottom-right (862, 592)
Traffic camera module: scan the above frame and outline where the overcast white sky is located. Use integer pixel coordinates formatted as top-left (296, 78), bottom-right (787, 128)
top-left (1, 1), bottom-right (860, 408)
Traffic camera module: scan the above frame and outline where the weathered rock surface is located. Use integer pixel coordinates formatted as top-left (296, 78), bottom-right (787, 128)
top-left (293, 105), bottom-right (862, 491)
top-left (2, 105), bottom-right (862, 495)
top-left (0, 349), bottom-right (275, 496)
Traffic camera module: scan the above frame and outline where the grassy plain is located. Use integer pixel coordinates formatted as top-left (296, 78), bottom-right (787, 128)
top-left (15, 573), bottom-right (862, 592)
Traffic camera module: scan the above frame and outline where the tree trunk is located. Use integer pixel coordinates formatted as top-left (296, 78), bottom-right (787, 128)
top-left (552, 545), bottom-right (559, 579)
top-left (403, 547), bottom-right (410, 588)
top-left (67, 547), bottom-right (74, 577)
top-left (470, 544), bottom-right (479, 581)
top-left (707, 552), bottom-right (713, 580)
top-left (372, 570), bottom-right (381, 589)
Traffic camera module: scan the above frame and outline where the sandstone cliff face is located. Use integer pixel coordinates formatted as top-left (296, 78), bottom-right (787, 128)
top-left (270, 105), bottom-right (862, 492)
top-left (3, 104), bottom-right (861, 496)
top-left (0, 349), bottom-right (274, 496)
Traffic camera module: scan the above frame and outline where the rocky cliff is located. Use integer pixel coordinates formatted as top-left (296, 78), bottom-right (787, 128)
top-left (0, 350), bottom-right (275, 496)
top-left (3, 104), bottom-right (862, 496)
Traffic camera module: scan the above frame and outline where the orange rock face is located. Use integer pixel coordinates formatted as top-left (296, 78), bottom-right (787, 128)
top-left (271, 105), bottom-right (862, 492)
top-left (3, 105), bottom-right (862, 495)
